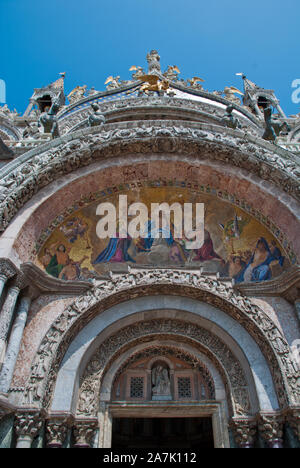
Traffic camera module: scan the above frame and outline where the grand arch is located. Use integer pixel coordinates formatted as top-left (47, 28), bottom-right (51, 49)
top-left (0, 53), bottom-right (300, 447)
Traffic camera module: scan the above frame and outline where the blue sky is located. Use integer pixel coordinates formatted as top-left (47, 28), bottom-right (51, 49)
top-left (1, 0), bottom-right (299, 115)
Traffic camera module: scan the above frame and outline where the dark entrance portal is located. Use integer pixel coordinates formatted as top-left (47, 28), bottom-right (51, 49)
top-left (112, 417), bottom-right (214, 449)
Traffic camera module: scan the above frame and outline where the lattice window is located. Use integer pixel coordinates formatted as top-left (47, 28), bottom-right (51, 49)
top-left (130, 377), bottom-right (144, 398)
top-left (177, 377), bottom-right (192, 399)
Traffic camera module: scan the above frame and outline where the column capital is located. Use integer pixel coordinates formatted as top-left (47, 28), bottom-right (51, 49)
top-left (0, 258), bottom-right (18, 281)
top-left (229, 417), bottom-right (257, 448)
top-left (73, 419), bottom-right (98, 448)
top-left (14, 410), bottom-right (43, 439)
top-left (11, 272), bottom-right (29, 291)
top-left (257, 413), bottom-right (284, 448)
top-left (46, 416), bottom-right (73, 448)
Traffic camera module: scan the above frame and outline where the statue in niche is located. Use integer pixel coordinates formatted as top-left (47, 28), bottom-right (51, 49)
top-left (262, 104), bottom-right (291, 142)
top-left (38, 100), bottom-right (60, 138)
top-left (151, 364), bottom-right (171, 399)
top-left (221, 105), bottom-right (242, 130)
top-left (88, 103), bottom-right (105, 128)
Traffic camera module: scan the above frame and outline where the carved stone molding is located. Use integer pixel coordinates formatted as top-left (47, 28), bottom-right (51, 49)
top-left (76, 334), bottom-right (238, 418)
top-left (229, 418), bottom-right (257, 448)
top-left (235, 265), bottom-right (300, 303)
top-left (23, 270), bottom-right (299, 412)
top-left (73, 419), bottom-right (98, 448)
top-left (14, 410), bottom-right (43, 439)
top-left (20, 262), bottom-right (93, 297)
top-left (0, 258), bottom-right (93, 299)
top-left (258, 413), bottom-right (284, 448)
top-left (0, 120), bottom-right (299, 233)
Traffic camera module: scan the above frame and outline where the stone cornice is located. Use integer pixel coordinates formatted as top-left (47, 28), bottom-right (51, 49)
top-left (0, 120), bottom-right (299, 234)
top-left (20, 262), bottom-right (93, 297)
top-left (234, 265), bottom-right (300, 302)
top-left (0, 259), bottom-right (92, 299)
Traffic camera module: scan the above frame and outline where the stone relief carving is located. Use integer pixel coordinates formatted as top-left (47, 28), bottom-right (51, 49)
top-left (0, 119), bottom-right (299, 233)
top-left (23, 269), bottom-right (299, 412)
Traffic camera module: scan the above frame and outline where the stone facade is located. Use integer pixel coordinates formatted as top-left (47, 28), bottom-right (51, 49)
top-left (0, 51), bottom-right (299, 448)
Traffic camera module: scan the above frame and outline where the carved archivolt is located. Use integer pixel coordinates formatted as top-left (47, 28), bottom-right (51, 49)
top-left (23, 270), bottom-right (299, 411)
top-left (0, 120), bottom-right (299, 233)
top-left (75, 329), bottom-right (249, 418)
top-left (111, 345), bottom-right (216, 396)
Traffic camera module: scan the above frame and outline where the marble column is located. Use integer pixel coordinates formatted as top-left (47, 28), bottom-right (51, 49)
top-left (15, 412), bottom-right (42, 448)
top-left (0, 296), bottom-right (31, 393)
top-left (0, 285), bottom-right (21, 363)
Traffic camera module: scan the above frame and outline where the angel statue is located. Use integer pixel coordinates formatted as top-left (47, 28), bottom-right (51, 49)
top-left (163, 65), bottom-right (180, 81)
top-left (151, 364), bottom-right (171, 398)
top-left (105, 76), bottom-right (121, 90)
top-left (223, 86), bottom-right (244, 105)
top-left (187, 77), bottom-right (205, 90)
top-left (67, 85), bottom-right (87, 105)
top-left (129, 66), bottom-right (145, 80)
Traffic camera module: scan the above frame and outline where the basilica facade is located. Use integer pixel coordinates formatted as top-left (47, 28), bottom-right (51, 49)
top-left (0, 51), bottom-right (299, 448)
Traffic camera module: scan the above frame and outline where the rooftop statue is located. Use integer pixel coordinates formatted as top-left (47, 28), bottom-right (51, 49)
top-left (0, 104), bottom-right (20, 118)
top-left (262, 104), bottom-right (291, 142)
top-left (223, 86), bottom-right (244, 105)
top-left (163, 65), bottom-right (180, 81)
top-left (187, 76), bottom-right (205, 90)
top-left (129, 66), bottom-right (145, 80)
top-left (146, 50), bottom-right (161, 74)
top-left (105, 76), bottom-right (121, 90)
top-left (88, 103), bottom-right (105, 128)
top-left (38, 100), bottom-right (60, 138)
top-left (221, 105), bottom-right (242, 130)
top-left (67, 85), bottom-right (87, 105)
top-left (22, 121), bottom-right (41, 139)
